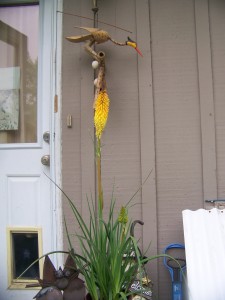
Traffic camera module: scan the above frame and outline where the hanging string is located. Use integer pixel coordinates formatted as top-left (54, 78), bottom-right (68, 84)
top-left (56, 11), bottom-right (132, 33)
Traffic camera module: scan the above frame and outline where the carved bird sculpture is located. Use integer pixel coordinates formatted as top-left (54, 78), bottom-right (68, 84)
top-left (66, 27), bottom-right (143, 57)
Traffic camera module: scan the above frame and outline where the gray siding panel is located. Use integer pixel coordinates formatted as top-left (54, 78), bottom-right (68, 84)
top-left (195, 0), bottom-right (217, 202)
top-left (62, 0), bottom-right (82, 250)
top-left (209, 0), bottom-right (225, 199)
top-left (96, 0), bottom-right (142, 223)
top-left (150, 0), bottom-right (203, 298)
top-left (62, 0), bottom-right (96, 249)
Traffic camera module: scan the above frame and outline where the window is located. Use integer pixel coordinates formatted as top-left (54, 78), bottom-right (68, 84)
top-left (0, 2), bottom-right (39, 143)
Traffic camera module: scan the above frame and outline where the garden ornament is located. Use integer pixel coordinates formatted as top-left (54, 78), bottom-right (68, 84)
top-left (33, 286), bottom-right (63, 300)
top-left (66, 27), bottom-right (143, 60)
top-left (30, 254), bottom-right (85, 300)
top-left (63, 276), bottom-right (86, 300)
top-left (129, 221), bottom-right (153, 300)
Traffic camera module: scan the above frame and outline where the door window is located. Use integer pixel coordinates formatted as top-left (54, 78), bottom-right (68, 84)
top-left (0, 2), bottom-right (39, 143)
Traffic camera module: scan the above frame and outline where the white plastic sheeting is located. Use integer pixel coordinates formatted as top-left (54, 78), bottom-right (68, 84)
top-left (182, 208), bottom-right (225, 300)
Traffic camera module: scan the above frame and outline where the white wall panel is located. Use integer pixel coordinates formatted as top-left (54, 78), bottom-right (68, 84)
top-left (183, 208), bottom-right (225, 300)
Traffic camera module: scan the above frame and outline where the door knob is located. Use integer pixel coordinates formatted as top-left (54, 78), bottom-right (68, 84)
top-left (41, 155), bottom-right (50, 166)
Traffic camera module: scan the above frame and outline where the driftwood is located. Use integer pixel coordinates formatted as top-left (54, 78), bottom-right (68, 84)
top-left (83, 41), bottom-right (106, 107)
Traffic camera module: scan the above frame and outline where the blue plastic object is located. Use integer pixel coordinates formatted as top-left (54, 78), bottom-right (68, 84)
top-left (163, 243), bottom-right (186, 300)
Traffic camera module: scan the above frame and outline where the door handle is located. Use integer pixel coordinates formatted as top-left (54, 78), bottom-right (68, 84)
top-left (41, 155), bottom-right (50, 166)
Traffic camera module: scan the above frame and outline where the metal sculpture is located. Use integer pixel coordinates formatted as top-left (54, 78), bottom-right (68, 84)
top-left (33, 286), bottom-right (63, 300)
top-left (28, 254), bottom-right (85, 300)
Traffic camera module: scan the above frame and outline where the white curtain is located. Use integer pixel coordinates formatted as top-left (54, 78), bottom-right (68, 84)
top-left (182, 208), bottom-right (225, 300)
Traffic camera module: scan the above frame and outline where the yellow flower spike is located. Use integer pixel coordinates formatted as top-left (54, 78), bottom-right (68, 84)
top-left (118, 206), bottom-right (128, 241)
top-left (118, 206), bottom-right (128, 224)
top-left (94, 90), bottom-right (110, 139)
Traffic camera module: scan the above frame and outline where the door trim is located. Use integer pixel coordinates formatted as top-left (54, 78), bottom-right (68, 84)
top-left (49, 0), bottom-right (63, 267)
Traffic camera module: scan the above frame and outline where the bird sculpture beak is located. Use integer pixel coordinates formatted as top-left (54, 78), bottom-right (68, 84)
top-left (127, 38), bottom-right (143, 57)
top-left (135, 46), bottom-right (143, 57)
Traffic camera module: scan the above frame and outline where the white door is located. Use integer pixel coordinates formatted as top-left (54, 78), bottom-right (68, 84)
top-left (0, 1), bottom-right (61, 299)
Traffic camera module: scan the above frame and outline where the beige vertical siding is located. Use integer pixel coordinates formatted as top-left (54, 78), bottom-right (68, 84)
top-left (150, 0), bottom-right (203, 298)
top-left (62, 0), bottom-right (96, 251)
top-left (61, 0), bottom-right (225, 299)
top-left (95, 0), bottom-right (142, 221)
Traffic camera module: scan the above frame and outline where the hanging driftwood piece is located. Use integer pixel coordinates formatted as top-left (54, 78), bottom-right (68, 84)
top-left (66, 27), bottom-right (143, 113)
top-left (66, 26), bottom-right (143, 121)
top-left (93, 51), bottom-right (106, 107)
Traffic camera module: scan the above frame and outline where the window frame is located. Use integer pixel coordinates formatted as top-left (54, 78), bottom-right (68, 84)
top-left (0, 0), bottom-right (38, 7)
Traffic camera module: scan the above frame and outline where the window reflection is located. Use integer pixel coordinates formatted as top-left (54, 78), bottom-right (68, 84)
top-left (0, 4), bottom-right (39, 143)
